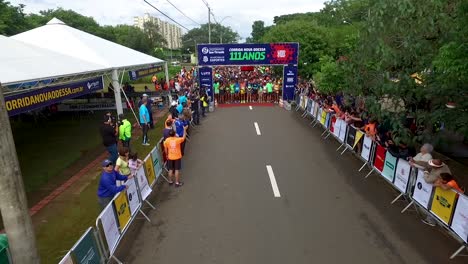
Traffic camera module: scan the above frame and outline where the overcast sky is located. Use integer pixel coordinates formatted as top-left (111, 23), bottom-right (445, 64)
top-left (11, 0), bottom-right (326, 39)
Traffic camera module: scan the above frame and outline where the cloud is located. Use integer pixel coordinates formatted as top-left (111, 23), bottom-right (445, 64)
top-left (11, 0), bottom-right (326, 38)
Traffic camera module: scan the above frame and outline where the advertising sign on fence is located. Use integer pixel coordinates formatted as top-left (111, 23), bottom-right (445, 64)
top-left (72, 227), bottom-right (102, 264)
top-left (306, 99), bottom-right (312, 113)
top-left (309, 100), bottom-right (315, 116)
top-left (382, 152), bottom-right (397, 182)
top-left (330, 116), bottom-right (336, 133)
top-left (126, 177), bottom-right (140, 216)
top-left (58, 252), bottom-right (74, 264)
top-left (412, 170), bottom-right (434, 209)
top-left (151, 147), bottom-right (163, 179)
top-left (5, 77), bottom-right (104, 116)
top-left (144, 157), bottom-right (156, 187)
top-left (450, 195), bottom-right (468, 243)
top-left (333, 118), bottom-right (341, 139)
top-left (338, 119), bottom-right (347, 143)
top-left (353, 130), bottom-right (364, 149)
top-left (136, 166), bottom-right (151, 200)
top-left (283, 65), bottom-right (298, 101)
top-left (197, 43), bottom-right (299, 66)
top-left (99, 202), bottom-right (120, 254)
top-left (114, 192), bottom-right (131, 231)
top-left (360, 136), bottom-right (373, 162)
top-left (431, 187), bottom-right (458, 225)
top-left (393, 159), bottom-right (411, 193)
top-left (316, 108), bottom-right (322, 122)
top-left (313, 102), bottom-right (319, 118)
top-left (320, 110), bottom-right (327, 126)
top-left (346, 126), bottom-right (357, 149)
top-left (373, 145), bottom-right (386, 172)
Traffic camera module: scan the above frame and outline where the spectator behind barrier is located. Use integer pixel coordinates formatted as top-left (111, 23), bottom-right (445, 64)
top-left (409, 143), bottom-right (433, 169)
top-left (423, 159), bottom-right (451, 184)
top-left (435, 173), bottom-right (464, 194)
top-left (163, 120), bottom-right (173, 141)
top-left (97, 159), bottom-right (132, 210)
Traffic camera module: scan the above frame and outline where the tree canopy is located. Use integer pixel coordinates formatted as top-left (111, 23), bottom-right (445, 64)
top-left (182, 23), bottom-right (240, 53)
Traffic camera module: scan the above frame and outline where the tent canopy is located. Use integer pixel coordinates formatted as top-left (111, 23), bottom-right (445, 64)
top-left (0, 35), bottom-right (109, 86)
top-left (12, 18), bottom-right (165, 70)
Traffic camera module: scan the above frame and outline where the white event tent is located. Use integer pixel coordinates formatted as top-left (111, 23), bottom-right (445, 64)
top-left (12, 18), bottom-right (169, 114)
top-left (0, 35), bottom-right (110, 89)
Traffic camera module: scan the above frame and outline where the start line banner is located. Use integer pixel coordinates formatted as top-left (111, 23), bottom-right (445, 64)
top-left (5, 77), bottom-right (104, 116)
top-left (197, 43), bottom-right (299, 66)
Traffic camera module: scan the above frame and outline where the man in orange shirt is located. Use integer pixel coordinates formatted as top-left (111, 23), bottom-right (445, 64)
top-left (163, 126), bottom-right (187, 187)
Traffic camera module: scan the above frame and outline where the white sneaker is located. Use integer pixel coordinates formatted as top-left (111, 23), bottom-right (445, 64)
top-left (142, 143), bottom-right (150, 146)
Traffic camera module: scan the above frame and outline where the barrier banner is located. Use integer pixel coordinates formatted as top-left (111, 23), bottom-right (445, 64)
top-left (306, 99), bottom-right (312, 113)
top-left (144, 157), bottom-right (156, 187)
top-left (197, 43), bottom-right (299, 66)
top-left (72, 227), bottom-right (102, 264)
top-left (346, 126), bottom-right (357, 148)
top-left (324, 113), bottom-right (331, 128)
top-left (151, 147), bottom-right (163, 178)
top-left (320, 110), bottom-right (327, 125)
top-left (360, 136), bottom-right (373, 162)
top-left (136, 166), bottom-right (151, 200)
top-left (431, 187), bottom-right (458, 225)
top-left (333, 118), bottom-right (342, 139)
top-left (313, 101), bottom-right (319, 118)
top-left (282, 65), bottom-right (297, 100)
top-left (302, 97), bottom-right (307, 109)
top-left (393, 159), bottom-right (411, 193)
top-left (338, 119), bottom-right (347, 143)
top-left (309, 100), bottom-right (315, 116)
top-left (58, 252), bottom-right (73, 264)
top-left (199, 67), bottom-right (214, 102)
top-left (128, 65), bottom-right (163, 81)
top-left (412, 169), bottom-right (433, 209)
top-left (316, 108), bottom-right (322, 122)
top-left (330, 116), bottom-right (337, 133)
top-left (114, 192), bottom-right (131, 231)
top-left (99, 202), bottom-right (120, 254)
top-left (373, 145), bottom-right (386, 172)
top-left (126, 177), bottom-right (140, 216)
top-left (451, 195), bottom-right (468, 243)
top-left (5, 77), bottom-right (104, 116)
top-left (353, 130), bottom-right (364, 149)
top-left (382, 151), bottom-right (397, 182)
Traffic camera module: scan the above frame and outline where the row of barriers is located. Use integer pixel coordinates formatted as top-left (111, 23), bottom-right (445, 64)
top-left (57, 135), bottom-right (173, 264)
top-left (294, 94), bottom-right (468, 259)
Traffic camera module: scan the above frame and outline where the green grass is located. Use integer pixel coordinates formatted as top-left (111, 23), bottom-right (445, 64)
top-left (35, 114), bottom-right (167, 264)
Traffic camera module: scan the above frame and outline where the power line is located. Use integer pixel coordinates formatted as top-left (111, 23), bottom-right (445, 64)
top-left (165, 0), bottom-right (201, 26)
top-left (143, 0), bottom-right (190, 31)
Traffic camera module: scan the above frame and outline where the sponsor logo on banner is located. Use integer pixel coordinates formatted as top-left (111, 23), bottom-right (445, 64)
top-left (72, 228), bottom-right (102, 264)
top-left (144, 157), bottom-right (156, 187)
top-left (412, 169), bottom-right (433, 209)
top-left (98, 202), bottom-right (120, 254)
top-left (373, 145), bottom-right (386, 172)
top-left (451, 195), bottom-right (468, 243)
top-left (431, 187), bottom-right (458, 225)
top-left (136, 166), bottom-right (151, 200)
top-left (283, 65), bottom-right (297, 100)
top-left (126, 177), bottom-right (140, 216)
top-left (5, 77), bottom-right (104, 116)
top-left (393, 159), bottom-right (411, 193)
top-left (114, 192), bottom-right (131, 231)
top-left (346, 126), bottom-right (357, 148)
top-left (360, 136), bottom-right (373, 162)
top-left (151, 148), bottom-right (163, 179)
top-left (382, 151), bottom-right (397, 182)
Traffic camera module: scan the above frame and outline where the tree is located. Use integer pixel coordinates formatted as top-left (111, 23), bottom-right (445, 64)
top-left (249, 20), bottom-right (268, 43)
top-left (182, 23), bottom-right (240, 53)
top-left (0, 0), bottom-right (29, 36)
top-left (143, 20), bottom-right (167, 48)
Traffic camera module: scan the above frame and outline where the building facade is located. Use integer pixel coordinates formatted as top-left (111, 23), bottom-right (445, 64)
top-left (134, 13), bottom-right (183, 49)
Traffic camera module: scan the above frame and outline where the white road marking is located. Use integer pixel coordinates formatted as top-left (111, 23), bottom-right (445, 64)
top-left (266, 165), bottom-right (281, 197)
top-left (254, 122), bottom-right (261, 135)
top-left (249, 106), bottom-right (253, 110)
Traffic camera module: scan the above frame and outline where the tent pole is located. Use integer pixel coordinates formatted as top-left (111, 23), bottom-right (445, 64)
top-left (112, 69), bottom-right (124, 115)
top-left (164, 62), bottom-right (172, 104)
top-left (0, 83), bottom-right (40, 263)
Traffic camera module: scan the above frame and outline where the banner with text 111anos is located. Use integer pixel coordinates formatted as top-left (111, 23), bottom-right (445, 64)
top-left (198, 43), bottom-right (299, 66)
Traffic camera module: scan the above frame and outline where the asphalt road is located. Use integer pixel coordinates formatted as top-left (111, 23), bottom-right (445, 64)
top-left (121, 106), bottom-right (465, 264)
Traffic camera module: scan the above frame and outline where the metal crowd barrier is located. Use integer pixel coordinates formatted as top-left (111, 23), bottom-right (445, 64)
top-left (57, 134), bottom-right (179, 264)
top-left (295, 96), bottom-right (468, 260)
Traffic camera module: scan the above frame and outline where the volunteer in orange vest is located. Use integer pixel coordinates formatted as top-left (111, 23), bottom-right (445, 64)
top-left (163, 126), bottom-right (188, 188)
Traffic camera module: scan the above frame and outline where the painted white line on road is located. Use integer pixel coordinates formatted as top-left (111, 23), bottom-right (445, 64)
top-left (266, 165), bottom-right (281, 197)
top-left (249, 106), bottom-right (253, 110)
top-left (254, 122), bottom-right (261, 135)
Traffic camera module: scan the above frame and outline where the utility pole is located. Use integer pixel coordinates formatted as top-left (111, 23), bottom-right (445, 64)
top-left (0, 84), bottom-right (40, 264)
top-left (208, 6), bottom-right (211, 44)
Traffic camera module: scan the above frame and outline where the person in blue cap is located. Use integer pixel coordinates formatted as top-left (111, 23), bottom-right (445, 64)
top-left (97, 159), bottom-right (133, 210)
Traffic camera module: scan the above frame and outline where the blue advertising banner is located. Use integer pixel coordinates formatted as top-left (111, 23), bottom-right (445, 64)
top-left (198, 43), bottom-right (299, 66)
top-left (128, 65), bottom-right (163, 81)
top-left (199, 67), bottom-right (213, 102)
top-left (5, 77), bottom-right (104, 116)
top-left (71, 227), bottom-right (102, 264)
top-left (283, 65), bottom-right (297, 101)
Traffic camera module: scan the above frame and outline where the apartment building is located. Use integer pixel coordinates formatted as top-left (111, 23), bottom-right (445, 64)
top-left (134, 13), bottom-right (183, 49)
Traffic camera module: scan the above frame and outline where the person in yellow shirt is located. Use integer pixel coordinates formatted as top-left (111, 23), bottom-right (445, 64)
top-left (163, 127), bottom-right (187, 187)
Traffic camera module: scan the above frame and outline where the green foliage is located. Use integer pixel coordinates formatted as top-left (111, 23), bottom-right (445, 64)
top-left (0, 0), bottom-right (29, 35)
top-left (182, 23), bottom-right (240, 53)
top-left (249, 20), bottom-right (270, 43)
top-left (314, 56), bottom-right (344, 94)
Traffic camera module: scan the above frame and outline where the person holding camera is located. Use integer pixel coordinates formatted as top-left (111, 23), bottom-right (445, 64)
top-left (100, 114), bottom-right (118, 165)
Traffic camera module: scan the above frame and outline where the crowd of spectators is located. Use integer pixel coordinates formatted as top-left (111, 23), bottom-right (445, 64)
top-left (297, 81), bottom-right (465, 226)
